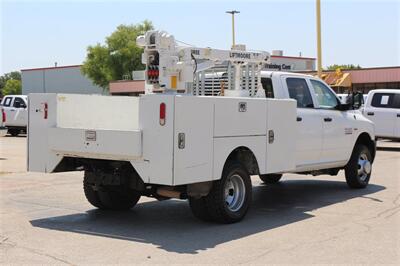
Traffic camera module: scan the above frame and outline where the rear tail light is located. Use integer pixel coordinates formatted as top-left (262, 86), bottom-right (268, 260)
top-left (44, 103), bottom-right (48, 119)
top-left (1, 108), bottom-right (5, 123)
top-left (159, 102), bottom-right (166, 126)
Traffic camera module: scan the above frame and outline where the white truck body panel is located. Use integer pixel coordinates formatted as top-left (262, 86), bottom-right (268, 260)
top-left (56, 94), bottom-right (140, 130)
top-left (28, 93), bottom-right (297, 186)
top-left (28, 94), bottom-right (142, 172)
top-left (173, 96), bottom-right (214, 185)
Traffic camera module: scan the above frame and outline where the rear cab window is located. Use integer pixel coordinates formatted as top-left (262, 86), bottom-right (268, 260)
top-left (261, 78), bottom-right (274, 98)
top-left (2, 97), bottom-right (13, 107)
top-left (286, 78), bottom-right (314, 108)
top-left (371, 93), bottom-right (397, 108)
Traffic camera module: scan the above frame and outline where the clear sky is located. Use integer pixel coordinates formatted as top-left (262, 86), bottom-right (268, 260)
top-left (1, 0), bottom-right (399, 74)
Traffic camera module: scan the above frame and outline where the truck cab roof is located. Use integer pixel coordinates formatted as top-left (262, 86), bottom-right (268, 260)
top-left (260, 71), bottom-right (315, 79)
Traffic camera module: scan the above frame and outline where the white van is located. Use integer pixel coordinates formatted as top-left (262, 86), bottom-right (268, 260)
top-left (363, 89), bottom-right (400, 140)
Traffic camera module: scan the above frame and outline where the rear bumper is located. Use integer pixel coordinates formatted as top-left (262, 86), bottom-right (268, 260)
top-left (48, 127), bottom-right (143, 161)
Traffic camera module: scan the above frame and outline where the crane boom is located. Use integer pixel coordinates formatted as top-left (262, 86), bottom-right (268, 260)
top-left (137, 30), bottom-right (270, 96)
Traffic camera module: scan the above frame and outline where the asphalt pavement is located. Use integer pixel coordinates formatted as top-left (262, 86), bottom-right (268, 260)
top-left (0, 136), bottom-right (399, 264)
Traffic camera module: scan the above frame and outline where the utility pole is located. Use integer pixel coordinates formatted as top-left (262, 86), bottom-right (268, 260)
top-left (226, 10), bottom-right (240, 48)
top-left (316, 0), bottom-right (322, 77)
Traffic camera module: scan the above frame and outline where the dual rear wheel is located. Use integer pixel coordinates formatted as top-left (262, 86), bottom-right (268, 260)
top-left (189, 162), bottom-right (252, 223)
top-left (83, 171), bottom-right (141, 210)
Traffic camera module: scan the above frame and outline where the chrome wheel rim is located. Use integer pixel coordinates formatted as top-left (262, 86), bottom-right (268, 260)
top-left (358, 153), bottom-right (371, 181)
top-left (224, 174), bottom-right (246, 212)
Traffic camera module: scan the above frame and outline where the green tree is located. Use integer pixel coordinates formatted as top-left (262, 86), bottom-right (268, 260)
top-left (2, 79), bottom-right (22, 95)
top-left (0, 71), bottom-right (21, 96)
top-left (82, 20), bottom-right (154, 90)
top-left (326, 64), bottom-right (361, 70)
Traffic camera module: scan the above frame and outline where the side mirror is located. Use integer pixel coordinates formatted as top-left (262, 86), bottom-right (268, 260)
top-left (352, 92), bottom-right (364, 109)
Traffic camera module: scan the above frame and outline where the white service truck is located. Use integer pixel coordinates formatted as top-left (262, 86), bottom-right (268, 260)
top-left (28, 31), bottom-right (376, 223)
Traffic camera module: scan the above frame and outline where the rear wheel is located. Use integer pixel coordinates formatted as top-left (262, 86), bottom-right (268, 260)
top-left (345, 144), bottom-right (372, 188)
top-left (188, 196), bottom-right (212, 222)
top-left (8, 129), bottom-right (19, 136)
top-left (83, 171), bottom-right (141, 210)
top-left (189, 161), bottom-right (252, 223)
top-left (259, 174), bottom-right (282, 184)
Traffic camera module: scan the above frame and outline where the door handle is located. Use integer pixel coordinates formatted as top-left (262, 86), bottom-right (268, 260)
top-left (10, 109), bottom-right (15, 112)
top-left (324, 117), bottom-right (333, 122)
top-left (367, 112), bottom-right (374, 116)
top-left (397, 114), bottom-right (400, 118)
top-left (296, 116), bottom-right (302, 122)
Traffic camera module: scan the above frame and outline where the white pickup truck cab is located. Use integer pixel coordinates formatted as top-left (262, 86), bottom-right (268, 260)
top-left (27, 31), bottom-right (376, 223)
top-left (362, 89), bottom-right (400, 140)
top-left (0, 95), bottom-right (28, 136)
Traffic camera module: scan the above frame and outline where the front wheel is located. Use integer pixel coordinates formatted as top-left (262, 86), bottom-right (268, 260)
top-left (345, 144), bottom-right (372, 188)
top-left (189, 161), bottom-right (252, 223)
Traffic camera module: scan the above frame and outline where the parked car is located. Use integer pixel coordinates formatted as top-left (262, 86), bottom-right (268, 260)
top-left (362, 89), bottom-right (400, 140)
top-left (0, 106), bottom-right (7, 137)
top-left (0, 95), bottom-right (28, 136)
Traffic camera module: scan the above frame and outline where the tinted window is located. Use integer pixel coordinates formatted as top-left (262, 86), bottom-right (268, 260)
top-left (393, 94), bottom-right (400, 109)
top-left (13, 97), bottom-right (26, 108)
top-left (286, 78), bottom-right (314, 108)
top-left (310, 80), bottom-right (339, 109)
top-left (261, 78), bottom-right (274, 98)
top-left (2, 97), bottom-right (12, 107)
top-left (371, 93), bottom-right (396, 108)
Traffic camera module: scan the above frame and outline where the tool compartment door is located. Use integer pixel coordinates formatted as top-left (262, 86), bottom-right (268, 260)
top-left (173, 96), bottom-right (214, 185)
top-left (265, 99), bottom-right (297, 173)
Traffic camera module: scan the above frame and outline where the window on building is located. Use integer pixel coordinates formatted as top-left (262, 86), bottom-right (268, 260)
top-left (286, 78), bottom-right (314, 108)
top-left (261, 78), bottom-right (274, 98)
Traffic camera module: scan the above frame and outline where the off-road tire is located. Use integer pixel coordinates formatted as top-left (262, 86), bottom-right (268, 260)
top-left (345, 144), bottom-right (372, 189)
top-left (83, 171), bottom-right (141, 210)
top-left (259, 174), bottom-right (282, 184)
top-left (192, 161), bottom-right (252, 223)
